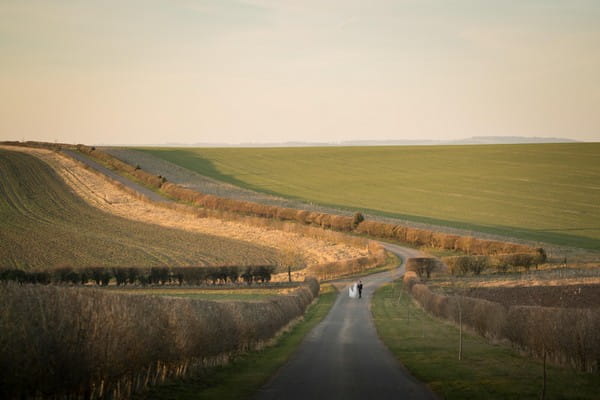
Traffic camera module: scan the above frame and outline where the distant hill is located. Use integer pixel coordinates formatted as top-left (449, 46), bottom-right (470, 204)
top-left (97, 136), bottom-right (580, 147)
top-left (148, 136), bottom-right (580, 147)
top-left (445, 136), bottom-right (579, 145)
top-left (301, 136), bottom-right (579, 147)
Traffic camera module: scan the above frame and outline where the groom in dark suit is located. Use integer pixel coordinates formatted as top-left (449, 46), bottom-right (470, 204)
top-left (357, 280), bottom-right (363, 299)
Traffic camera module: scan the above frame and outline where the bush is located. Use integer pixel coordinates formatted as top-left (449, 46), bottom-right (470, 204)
top-left (0, 265), bottom-right (282, 287)
top-left (406, 257), bottom-right (440, 279)
top-left (306, 243), bottom-right (387, 281)
top-left (492, 253), bottom-right (542, 272)
top-left (443, 256), bottom-right (490, 275)
top-left (112, 268), bottom-right (128, 286)
top-left (504, 306), bottom-right (600, 372)
top-left (352, 212), bottom-right (364, 228)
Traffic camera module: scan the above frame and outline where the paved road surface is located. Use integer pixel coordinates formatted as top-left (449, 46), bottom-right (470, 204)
top-left (254, 243), bottom-right (438, 400)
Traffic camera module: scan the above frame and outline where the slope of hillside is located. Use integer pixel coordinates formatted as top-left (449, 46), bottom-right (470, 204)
top-left (0, 149), bottom-right (278, 270)
top-left (131, 144), bottom-right (600, 250)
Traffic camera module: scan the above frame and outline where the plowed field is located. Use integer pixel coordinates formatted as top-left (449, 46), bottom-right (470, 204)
top-left (0, 149), bottom-right (277, 269)
top-left (464, 284), bottom-right (600, 308)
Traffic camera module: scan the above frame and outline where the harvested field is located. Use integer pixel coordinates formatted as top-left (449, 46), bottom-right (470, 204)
top-left (0, 148), bottom-right (277, 269)
top-left (1, 146), bottom-right (367, 268)
top-left (463, 284), bottom-right (600, 309)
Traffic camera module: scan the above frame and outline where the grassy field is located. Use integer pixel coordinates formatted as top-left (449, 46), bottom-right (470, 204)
top-left (0, 149), bottom-right (277, 269)
top-left (372, 281), bottom-right (600, 399)
top-left (136, 284), bottom-right (338, 400)
top-left (137, 143), bottom-right (600, 249)
top-left (112, 287), bottom-right (292, 301)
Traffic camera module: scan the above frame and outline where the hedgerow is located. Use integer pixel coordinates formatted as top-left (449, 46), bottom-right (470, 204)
top-left (0, 265), bottom-right (276, 286)
top-left (0, 279), bottom-right (319, 399)
top-left (403, 267), bottom-right (600, 373)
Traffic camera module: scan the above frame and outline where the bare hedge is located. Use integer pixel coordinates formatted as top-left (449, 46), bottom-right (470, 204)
top-left (0, 265), bottom-right (277, 286)
top-left (504, 306), bottom-right (600, 372)
top-left (443, 255), bottom-right (491, 275)
top-left (353, 219), bottom-right (538, 256)
top-left (0, 279), bottom-right (319, 399)
top-left (406, 257), bottom-right (443, 279)
top-left (443, 250), bottom-right (548, 275)
top-left (403, 263), bottom-right (600, 373)
top-left (306, 242), bottom-right (388, 281)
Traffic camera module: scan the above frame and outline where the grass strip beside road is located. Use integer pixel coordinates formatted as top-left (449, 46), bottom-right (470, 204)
top-left (137, 284), bottom-right (338, 399)
top-left (372, 281), bottom-right (599, 399)
top-left (112, 287), bottom-right (290, 301)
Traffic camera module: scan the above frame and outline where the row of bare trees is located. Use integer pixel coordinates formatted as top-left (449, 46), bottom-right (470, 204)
top-left (0, 265), bottom-right (276, 286)
top-left (0, 279), bottom-right (320, 399)
top-left (443, 250), bottom-right (547, 275)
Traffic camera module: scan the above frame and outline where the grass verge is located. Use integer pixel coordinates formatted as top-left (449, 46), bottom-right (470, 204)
top-left (112, 287), bottom-right (290, 301)
top-left (372, 280), bottom-right (599, 399)
top-left (136, 284), bottom-right (338, 399)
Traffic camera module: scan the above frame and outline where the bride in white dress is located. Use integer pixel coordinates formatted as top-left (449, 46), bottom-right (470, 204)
top-left (349, 283), bottom-right (359, 299)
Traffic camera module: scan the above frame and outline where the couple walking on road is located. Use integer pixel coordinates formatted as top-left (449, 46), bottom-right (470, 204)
top-left (349, 280), bottom-right (363, 299)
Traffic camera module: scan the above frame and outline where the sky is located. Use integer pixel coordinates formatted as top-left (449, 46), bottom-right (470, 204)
top-left (1, 0), bottom-right (599, 145)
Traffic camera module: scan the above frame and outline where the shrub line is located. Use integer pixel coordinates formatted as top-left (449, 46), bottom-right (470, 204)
top-left (403, 267), bottom-right (600, 373)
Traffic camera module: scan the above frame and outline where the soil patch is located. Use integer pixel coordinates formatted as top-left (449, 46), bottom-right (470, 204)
top-left (465, 284), bottom-right (600, 309)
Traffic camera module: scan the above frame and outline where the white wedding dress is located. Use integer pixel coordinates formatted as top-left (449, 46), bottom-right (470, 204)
top-left (349, 283), bottom-right (359, 299)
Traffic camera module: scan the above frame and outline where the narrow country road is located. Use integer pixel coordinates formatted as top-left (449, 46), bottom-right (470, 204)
top-left (254, 243), bottom-right (438, 400)
top-left (59, 149), bottom-right (438, 399)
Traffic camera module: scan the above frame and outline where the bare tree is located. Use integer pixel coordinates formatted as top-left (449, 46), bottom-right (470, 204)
top-left (278, 246), bottom-right (306, 282)
top-left (450, 275), bottom-right (467, 361)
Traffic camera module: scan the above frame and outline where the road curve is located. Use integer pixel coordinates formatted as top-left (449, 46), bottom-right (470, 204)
top-left (254, 243), bottom-right (438, 400)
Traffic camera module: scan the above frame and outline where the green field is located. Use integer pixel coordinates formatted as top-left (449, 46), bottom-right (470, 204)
top-left (138, 143), bottom-right (600, 249)
top-left (0, 149), bottom-right (277, 269)
top-left (113, 287), bottom-right (288, 301)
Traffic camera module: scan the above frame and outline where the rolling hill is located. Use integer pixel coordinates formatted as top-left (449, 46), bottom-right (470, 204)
top-left (0, 149), bottom-right (277, 270)
top-left (135, 143), bottom-right (600, 249)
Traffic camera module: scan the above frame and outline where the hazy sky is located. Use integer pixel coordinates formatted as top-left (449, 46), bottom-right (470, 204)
top-left (1, 0), bottom-right (599, 145)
